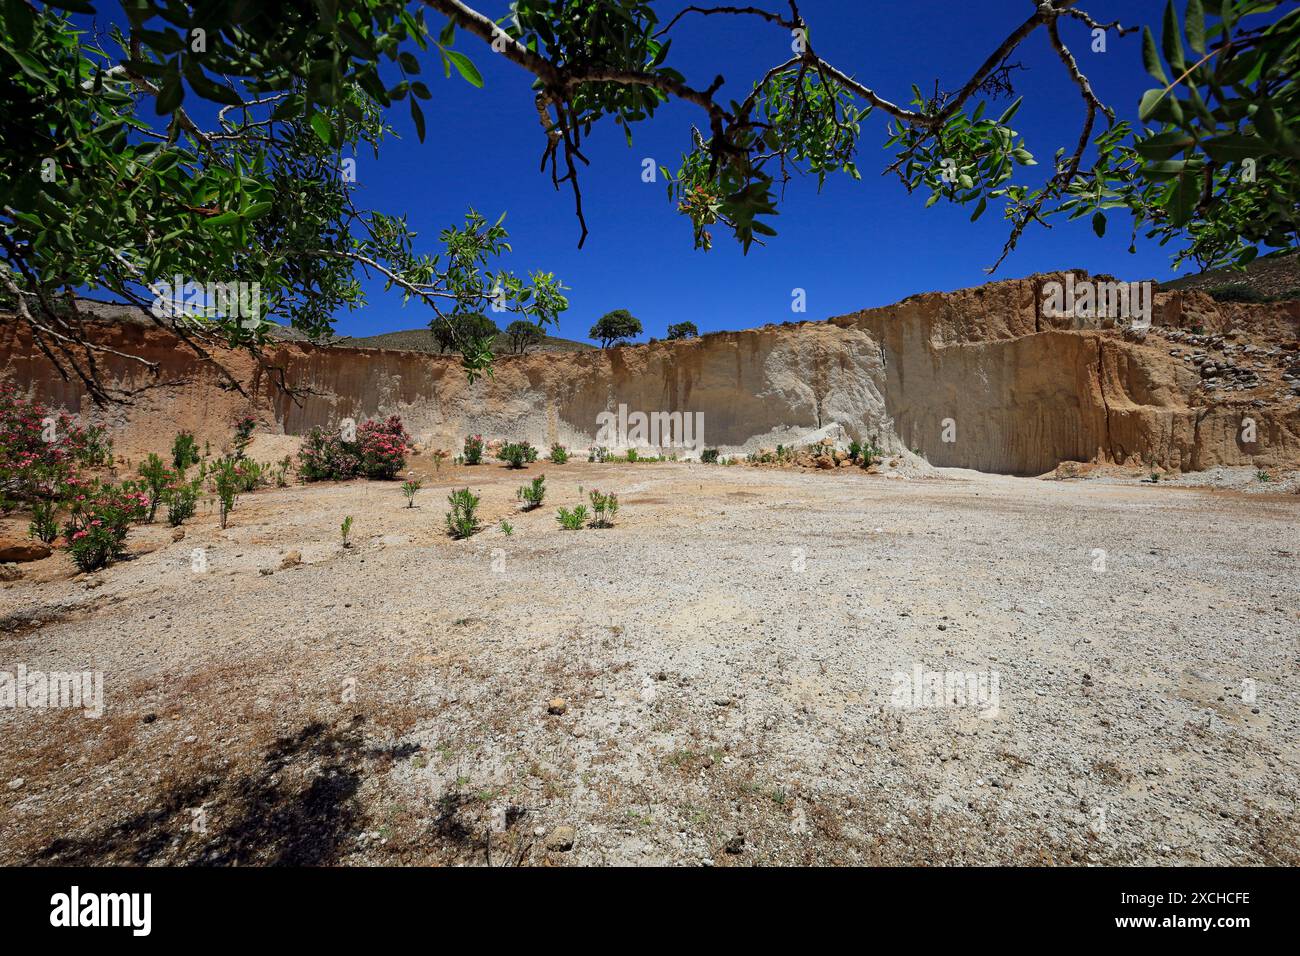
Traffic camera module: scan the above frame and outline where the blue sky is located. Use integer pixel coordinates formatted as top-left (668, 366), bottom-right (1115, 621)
top-left (338, 1), bottom-right (1180, 343)
top-left (85, 1), bottom-right (1192, 341)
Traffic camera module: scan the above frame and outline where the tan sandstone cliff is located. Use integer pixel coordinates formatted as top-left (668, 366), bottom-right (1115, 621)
top-left (3, 273), bottom-right (1298, 475)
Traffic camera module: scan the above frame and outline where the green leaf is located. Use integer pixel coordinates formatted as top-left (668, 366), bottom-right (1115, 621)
top-left (155, 71), bottom-right (183, 116)
top-left (444, 50), bottom-right (483, 88)
top-left (1186, 0), bottom-right (1206, 55)
top-left (1092, 211), bottom-right (1107, 237)
top-left (202, 211), bottom-right (241, 228)
top-left (970, 196), bottom-right (987, 222)
top-left (5, 0), bottom-right (34, 47)
top-left (1162, 1), bottom-right (1186, 74)
top-left (1138, 88), bottom-right (1174, 123)
top-left (309, 111), bottom-right (332, 145)
top-left (1134, 130), bottom-right (1194, 158)
top-left (1169, 170), bottom-right (1199, 227)
top-left (409, 98), bottom-right (426, 142)
top-left (1142, 28), bottom-right (1169, 84)
top-left (1202, 133), bottom-right (1266, 163)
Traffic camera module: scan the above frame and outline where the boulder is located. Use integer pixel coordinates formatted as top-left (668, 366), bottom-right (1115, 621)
top-left (0, 540), bottom-right (52, 563)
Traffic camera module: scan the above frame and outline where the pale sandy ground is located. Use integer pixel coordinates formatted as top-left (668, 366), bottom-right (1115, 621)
top-left (1, 459), bottom-right (1297, 866)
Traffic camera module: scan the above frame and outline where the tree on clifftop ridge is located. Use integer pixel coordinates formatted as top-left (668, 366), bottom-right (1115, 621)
top-left (589, 309), bottom-right (643, 349)
top-left (506, 319), bottom-right (545, 354)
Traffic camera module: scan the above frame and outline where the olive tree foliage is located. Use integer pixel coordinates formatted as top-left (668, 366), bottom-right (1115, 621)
top-left (589, 308), bottom-right (641, 347)
top-left (665, 321), bottom-right (698, 339)
top-left (0, 0), bottom-right (567, 401)
top-left (416, 0), bottom-right (1294, 270)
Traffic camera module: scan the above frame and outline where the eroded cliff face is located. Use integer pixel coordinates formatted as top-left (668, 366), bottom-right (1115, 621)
top-left (3, 273), bottom-right (1298, 474)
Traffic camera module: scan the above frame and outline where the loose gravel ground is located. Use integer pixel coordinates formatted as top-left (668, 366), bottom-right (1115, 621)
top-left (2, 460), bottom-right (1297, 866)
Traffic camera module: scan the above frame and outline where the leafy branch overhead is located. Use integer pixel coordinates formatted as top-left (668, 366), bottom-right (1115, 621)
top-left (419, 0), bottom-right (1295, 268)
top-left (0, 0), bottom-right (566, 401)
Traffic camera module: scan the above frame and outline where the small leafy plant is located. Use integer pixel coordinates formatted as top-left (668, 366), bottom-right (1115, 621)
top-left (341, 515), bottom-right (354, 548)
top-left (233, 415), bottom-right (256, 459)
top-left (499, 519), bottom-right (514, 536)
top-left (210, 456), bottom-right (241, 529)
top-left (28, 500), bottom-right (60, 544)
top-left (588, 489), bottom-right (619, 527)
top-left (272, 455), bottom-right (292, 487)
top-left (588, 445), bottom-right (610, 463)
top-left (446, 488), bottom-right (481, 539)
top-left (556, 505), bottom-right (588, 530)
top-left (700, 448), bottom-right (720, 464)
top-left (136, 453), bottom-right (175, 522)
top-left (172, 431), bottom-right (200, 471)
top-left (516, 475), bottom-right (546, 510)
top-left (164, 479), bottom-right (201, 526)
top-left (463, 435), bottom-right (485, 465)
top-left (402, 477), bottom-right (423, 507)
top-left (549, 444), bottom-right (569, 464)
top-left (497, 441), bottom-right (538, 468)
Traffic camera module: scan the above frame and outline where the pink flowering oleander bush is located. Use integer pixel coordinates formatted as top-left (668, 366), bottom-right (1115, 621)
top-left (61, 480), bottom-right (147, 572)
top-left (462, 434), bottom-right (485, 465)
top-left (297, 427), bottom-right (360, 481)
top-left (357, 416), bottom-right (410, 480)
top-left (298, 416), bottom-right (410, 482)
top-left (0, 384), bottom-right (112, 505)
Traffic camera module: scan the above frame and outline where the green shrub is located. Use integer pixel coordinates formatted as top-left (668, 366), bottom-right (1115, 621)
top-left (499, 519), bottom-right (514, 536)
top-left (1207, 284), bottom-right (1269, 304)
top-left (626, 449), bottom-right (639, 463)
top-left (136, 453), bottom-right (175, 522)
top-left (549, 444), bottom-right (569, 464)
top-left (700, 448), bottom-right (720, 464)
top-left (164, 479), bottom-right (201, 526)
top-left (272, 455), bottom-right (292, 487)
top-left (588, 489), bottom-right (619, 528)
top-left (588, 445), bottom-right (610, 463)
top-left (341, 515), bottom-right (354, 547)
top-left (210, 456), bottom-right (241, 529)
top-left (172, 431), bottom-right (200, 471)
top-left (233, 415), bottom-right (256, 458)
top-left (235, 459), bottom-right (266, 492)
top-left (497, 441), bottom-right (538, 468)
top-left (445, 488), bottom-right (480, 539)
top-left (517, 475), bottom-right (546, 510)
top-left (556, 505), bottom-right (588, 530)
top-left (28, 500), bottom-right (60, 543)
